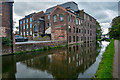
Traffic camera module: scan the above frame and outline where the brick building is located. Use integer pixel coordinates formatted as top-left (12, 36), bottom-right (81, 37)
top-left (19, 1), bottom-right (96, 44)
top-left (0, 0), bottom-right (14, 38)
top-left (0, 0), bottom-right (14, 54)
top-left (19, 11), bottom-right (44, 39)
top-left (45, 1), bottom-right (96, 44)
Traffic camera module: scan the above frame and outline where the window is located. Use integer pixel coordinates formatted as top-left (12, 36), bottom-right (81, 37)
top-left (27, 24), bottom-right (28, 29)
top-left (76, 28), bottom-right (78, 33)
top-left (85, 22), bottom-right (86, 26)
top-left (21, 32), bottom-right (22, 35)
top-left (30, 24), bottom-right (32, 28)
top-left (88, 30), bottom-right (89, 34)
top-left (34, 26), bottom-right (37, 31)
top-left (73, 27), bottom-right (75, 33)
top-left (53, 15), bottom-right (57, 22)
top-left (23, 20), bottom-right (25, 24)
top-left (69, 36), bottom-right (71, 42)
top-left (60, 14), bottom-right (64, 21)
top-left (76, 19), bottom-right (78, 25)
top-left (71, 15), bottom-right (72, 23)
top-left (88, 23), bottom-right (89, 27)
top-left (90, 17), bottom-right (92, 21)
top-left (90, 31), bottom-right (92, 36)
top-left (48, 15), bottom-right (50, 19)
top-left (79, 20), bottom-right (81, 25)
top-left (67, 13), bottom-right (70, 22)
top-left (27, 32), bottom-right (28, 35)
top-left (20, 21), bottom-right (22, 24)
top-left (73, 36), bottom-right (75, 42)
top-left (85, 37), bottom-right (86, 41)
top-left (27, 19), bottom-right (28, 23)
top-left (47, 23), bottom-right (51, 27)
top-left (30, 18), bottom-right (32, 22)
top-left (69, 26), bottom-right (71, 32)
top-left (90, 25), bottom-right (91, 28)
top-left (81, 37), bottom-right (83, 41)
top-left (85, 30), bottom-right (86, 34)
top-left (30, 31), bottom-right (32, 35)
top-left (76, 36), bottom-right (79, 42)
top-left (79, 29), bottom-right (81, 33)
top-left (73, 16), bottom-right (75, 23)
top-left (23, 25), bottom-right (25, 29)
top-left (24, 32), bottom-right (25, 36)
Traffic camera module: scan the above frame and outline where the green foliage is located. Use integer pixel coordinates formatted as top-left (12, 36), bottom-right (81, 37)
top-left (16, 26), bottom-right (19, 30)
top-left (94, 40), bottom-right (115, 78)
top-left (66, 43), bottom-right (68, 47)
top-left (97, 39), bottom-right (101, 41)
top-left (43, 46), bottom-right (48, 50)
top-left (2, 37), bottom-right (11, 46)
top-left (54, 46), bottom-right (57, 48)
top-left (48, 46), bottom-right (52, 49)
top-left (96, 21), bottom-right (102, 40)
top-left (109, 16), bottom-right (120, 39)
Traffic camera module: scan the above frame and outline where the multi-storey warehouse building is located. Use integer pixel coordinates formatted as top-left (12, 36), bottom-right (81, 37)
top-left (19, 1), bottom-right (96, 44)
top-left (45, 1), bottom-right (96, 44)
top-left (19, 11), bottom-right (44, 39)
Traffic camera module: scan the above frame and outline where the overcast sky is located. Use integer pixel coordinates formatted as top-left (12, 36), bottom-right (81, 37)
top-left (13, 0), bottom-right (119, 34)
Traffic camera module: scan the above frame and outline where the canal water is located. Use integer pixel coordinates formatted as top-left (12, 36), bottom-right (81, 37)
top-left (2, 41), bottom-right (109, 79)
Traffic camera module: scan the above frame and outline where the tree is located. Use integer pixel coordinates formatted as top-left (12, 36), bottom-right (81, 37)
top-left (109, 16), bottom-right (120, 39)
top-left (96, 21), bottom-right (102, 40)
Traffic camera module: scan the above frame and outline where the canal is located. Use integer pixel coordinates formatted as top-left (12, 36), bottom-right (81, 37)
top-left (2, 41), bottom-right (109, 79)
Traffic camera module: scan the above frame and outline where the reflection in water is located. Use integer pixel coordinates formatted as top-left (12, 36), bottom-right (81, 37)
top-left (2, 41), bottom-right (109, 79)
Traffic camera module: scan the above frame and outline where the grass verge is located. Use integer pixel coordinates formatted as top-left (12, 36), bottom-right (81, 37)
top-left (94, 39), bottom-right (115, 78)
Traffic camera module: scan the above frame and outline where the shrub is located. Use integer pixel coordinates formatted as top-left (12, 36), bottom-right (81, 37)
top-left (2, 37), bottom-right (11, 46)
top-left (43, 46), bottom-right (48, 50)
top-left (48, 46), bottom-right (52, 49)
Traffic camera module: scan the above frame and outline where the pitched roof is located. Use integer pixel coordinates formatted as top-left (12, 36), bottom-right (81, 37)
top-left (1, 0), bottom-right (14, 2)
top-left (45, 1), bottom-right (78, 14)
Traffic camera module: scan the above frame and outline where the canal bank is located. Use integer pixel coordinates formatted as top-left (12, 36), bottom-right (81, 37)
top-left (94, 40), bottom-right (115, 78)
top-left (1, 41), bottom-right (110, 79)
top-left (2, 40), bottom-right (67, 55)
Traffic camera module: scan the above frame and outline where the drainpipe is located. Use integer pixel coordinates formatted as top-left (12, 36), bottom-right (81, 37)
top-left (9, 2), bottom-right (14, 53)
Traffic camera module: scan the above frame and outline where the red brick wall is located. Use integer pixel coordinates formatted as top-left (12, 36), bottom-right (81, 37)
top-left (1, 2), bottom-right (11, 38)
top-left (50, 7), bottom-right (67, 41)
top-left (15, 41), bottom-right (67, 52)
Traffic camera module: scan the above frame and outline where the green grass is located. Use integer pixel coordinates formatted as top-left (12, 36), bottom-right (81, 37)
top-left (97, 39), bottom-right (102, 41)
top-left (94, 39), bottom-right (115, 78)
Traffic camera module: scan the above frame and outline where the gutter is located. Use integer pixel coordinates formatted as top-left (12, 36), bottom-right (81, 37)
top-left (9, 1), bottom-right (14, 53)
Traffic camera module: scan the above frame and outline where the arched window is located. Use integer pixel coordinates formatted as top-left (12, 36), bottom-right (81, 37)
top-left (69, 25), bottom-right (71, 32)
top-left (34, 26), bottom-right (37, 31)
top-left (60, 14), bottom-right (64, 21)
top-left (53, 14), bottom-right (57, 22)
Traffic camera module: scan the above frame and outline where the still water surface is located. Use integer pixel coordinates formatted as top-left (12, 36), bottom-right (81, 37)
top-left (2, 41), bottom-right (109, 79)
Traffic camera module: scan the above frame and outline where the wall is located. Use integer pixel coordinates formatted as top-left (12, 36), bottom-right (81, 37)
top-left (1, 2), bottom-right (11, 38)
top-left (1, 2), bottom-right (13, 55)
top-left (14, 41), bottom-right (67, 53)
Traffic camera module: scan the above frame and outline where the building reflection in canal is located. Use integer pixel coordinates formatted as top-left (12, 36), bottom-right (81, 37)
top-left (2, 41), bottom-right (100, 79)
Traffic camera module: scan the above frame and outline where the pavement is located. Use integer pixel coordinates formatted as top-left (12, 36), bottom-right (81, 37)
top-left (15, 40), bottom-right (59, 44)
top-left (113, 40), bottom-right (120, 79)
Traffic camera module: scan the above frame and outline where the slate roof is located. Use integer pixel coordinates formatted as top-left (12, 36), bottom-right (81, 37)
top-left (1, 0), bottom-right (14, 2)
top-left (45, 1), bottom-right (79, 14)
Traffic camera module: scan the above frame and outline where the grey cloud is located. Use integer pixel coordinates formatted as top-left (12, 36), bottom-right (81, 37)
top-left (14, 2), bottom-right (58, 17)
top-left (77, 2), bottom-right (118, 23)
top-left (14, 2), bottom-right (118, 25)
